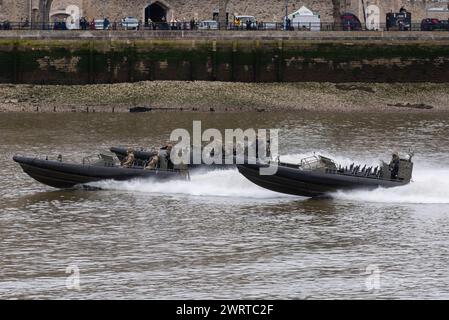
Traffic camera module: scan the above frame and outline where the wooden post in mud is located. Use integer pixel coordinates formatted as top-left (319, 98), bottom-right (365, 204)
top-left (189, 40), bottom-right (195, 81)
top-left (128, 42), bottom-right (137, 83)
top-left (88, 41), bottom-right (94, 84)
top-left (253, 40), bottom-right (261, 82)
top-left (231, 41), bottom-right (237, 82)
top-left (277, 40), bottom-right (284, 82)
top-left (13, 41), bottom-right (19, 84)
top-left (212, 40), bottom-right (217, 81)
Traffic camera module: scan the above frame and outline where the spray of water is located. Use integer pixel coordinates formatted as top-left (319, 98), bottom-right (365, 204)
top-left (332, 168), bottom-right (449, 204)
top-left (91, 169), bottom-right (291, 199)
top-left (285, 151), bottom-right (449, 204)
top-left (91, 152), bottom-right (449, 204)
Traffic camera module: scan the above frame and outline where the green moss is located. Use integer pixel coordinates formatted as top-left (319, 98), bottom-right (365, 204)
top-left (2, 39), bottom-right (449, 84)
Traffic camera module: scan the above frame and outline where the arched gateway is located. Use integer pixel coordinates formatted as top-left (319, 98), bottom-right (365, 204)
top-left (144, 1), bottom-right (170, 24)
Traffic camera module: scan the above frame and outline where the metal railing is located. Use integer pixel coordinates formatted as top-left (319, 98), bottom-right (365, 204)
top-left (1, 21), bottom-right (448, 32)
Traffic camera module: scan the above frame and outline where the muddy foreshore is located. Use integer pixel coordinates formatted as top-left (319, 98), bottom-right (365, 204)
top-left (1, 81), bottom-right (448, 113)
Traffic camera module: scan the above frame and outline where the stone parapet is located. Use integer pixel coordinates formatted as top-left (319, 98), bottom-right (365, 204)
top-left (2, 30), bottom-right (449, 42)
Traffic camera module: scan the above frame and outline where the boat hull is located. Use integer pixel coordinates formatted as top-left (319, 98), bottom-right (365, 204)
top-left (237, 163), bottom-right (409, 197)
top-left (13, 156), bottom-right (182, 189)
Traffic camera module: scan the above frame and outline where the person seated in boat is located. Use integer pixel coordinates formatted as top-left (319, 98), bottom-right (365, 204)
top-left (389, 152), bottom-right (400, 179)
top-left (156, 143), bottom-right (173, 170)
top-left (145, 155), bottom-right (159, 170)
top-left (122, 148), bottom-right (135, 168)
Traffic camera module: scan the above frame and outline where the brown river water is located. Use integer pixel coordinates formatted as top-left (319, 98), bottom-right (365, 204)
top-left (0, 111), bottom-right (449, 299)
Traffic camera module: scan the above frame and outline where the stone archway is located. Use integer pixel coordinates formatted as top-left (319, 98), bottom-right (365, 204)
top-left (144, 1), bottom-right (171, 24)
top-left (50, 4), bottom-right (81, 30)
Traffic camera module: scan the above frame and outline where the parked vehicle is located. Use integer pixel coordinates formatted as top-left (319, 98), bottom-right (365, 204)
top-left (258, 22), bottom-right (277, 30)
top-left (234, 15), bottom-right (257, 30)
top-left (340, 13), bottom-right (362, 31)
top-left (121, 17), bottom-right (139, 30)
top-left (386, 11), bottom-right (411, 31)
top-left (421, 18), bottom-right (440, 31)
top-left (421, 18), bottom-right (449, 31)
top-left (94, 19), bottom-right (106, 30)
top-left (198, 20), bottom-right (219, 30)
top-left (441, 20), bottom-right (449, 30)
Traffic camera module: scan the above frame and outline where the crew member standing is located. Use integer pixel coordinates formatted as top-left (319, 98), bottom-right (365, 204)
top-left (389, 152), bottom-right (400, 179)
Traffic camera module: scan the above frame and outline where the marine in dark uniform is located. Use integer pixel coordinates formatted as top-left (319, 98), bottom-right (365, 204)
top-left (389, 152), bottom-right (400, 179)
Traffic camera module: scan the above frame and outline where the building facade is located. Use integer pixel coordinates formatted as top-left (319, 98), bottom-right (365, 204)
top-left (1, 0), bottom-right (449, 26)
top-left (349, 0), bottom-right (449, 24)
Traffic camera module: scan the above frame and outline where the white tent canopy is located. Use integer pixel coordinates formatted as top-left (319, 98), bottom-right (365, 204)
top-left (288, 6), bottom-right (321, 31)
top-left (288, 6), bottom-right (315, 18)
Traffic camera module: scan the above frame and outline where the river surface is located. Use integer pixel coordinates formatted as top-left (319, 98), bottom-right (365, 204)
top-left (0, 112), bottom-right (449, 299)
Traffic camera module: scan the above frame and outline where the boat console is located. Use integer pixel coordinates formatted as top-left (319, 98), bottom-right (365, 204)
top-left (274, 152), bottom-right (414, 183)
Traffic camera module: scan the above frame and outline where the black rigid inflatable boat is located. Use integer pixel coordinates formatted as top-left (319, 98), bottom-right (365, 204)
top-left (238, 154), bottom-right (414, 198)
top-left (13, 154), bottom-right (187, 189)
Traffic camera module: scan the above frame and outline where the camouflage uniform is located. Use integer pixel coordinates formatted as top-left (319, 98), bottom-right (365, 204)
top-left (122, 150), bottom-right (135, 168)
top-left (145, 156), bottom-right (159, 170)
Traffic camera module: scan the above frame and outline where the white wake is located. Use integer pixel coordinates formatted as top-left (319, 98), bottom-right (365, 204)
top-left (90, 169), bottom-right (291, 199)
top-left (90, 152), bottom-right (449, 204)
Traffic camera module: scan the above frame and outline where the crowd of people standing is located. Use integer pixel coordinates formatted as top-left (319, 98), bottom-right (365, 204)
top-left (79, 17), bottom-right (110, 30)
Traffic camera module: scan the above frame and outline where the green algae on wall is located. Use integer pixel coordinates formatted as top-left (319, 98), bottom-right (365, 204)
top-left (1, 39), bottom-right (449, 84)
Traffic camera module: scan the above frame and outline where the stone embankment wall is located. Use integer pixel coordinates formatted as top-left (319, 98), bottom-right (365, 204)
top-left (1, 30), bottom-right (449, 84)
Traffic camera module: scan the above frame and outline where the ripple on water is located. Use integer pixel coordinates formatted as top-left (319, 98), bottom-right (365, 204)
top-left (1, 112), bottom-right (449, 299)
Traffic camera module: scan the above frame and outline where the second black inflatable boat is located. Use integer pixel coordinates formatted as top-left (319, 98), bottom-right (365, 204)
top-left (238, 154), bottom-right (414, 198)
